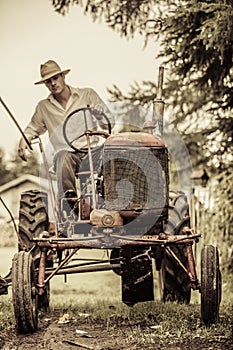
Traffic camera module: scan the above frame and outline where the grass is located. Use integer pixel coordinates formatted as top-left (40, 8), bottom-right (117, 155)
top-left (43, 261), bottom-right (233, 348)
top-left (1, 291), bottom-right (232, 348)
top-left (0, 248), bottom-right (232, 349)
top-left (47, 297), bottom-right (232, 349)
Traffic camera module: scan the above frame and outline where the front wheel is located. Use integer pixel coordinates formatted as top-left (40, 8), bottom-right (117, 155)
top-left (12, 251), bottom-right (38, 333)
top-left (201, 245), bottom-right (221, 325)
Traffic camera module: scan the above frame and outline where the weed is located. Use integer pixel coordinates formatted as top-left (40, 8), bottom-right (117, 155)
top-left (0, 295), bottom-right (14, 330)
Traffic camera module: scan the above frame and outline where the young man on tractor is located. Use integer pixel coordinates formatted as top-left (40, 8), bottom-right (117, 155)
top-left (18, 59), bottom-right (114, 207)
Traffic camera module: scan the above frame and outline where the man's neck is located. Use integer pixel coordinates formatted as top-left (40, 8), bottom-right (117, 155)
top-left (53, 85), bottom-right (71, 109)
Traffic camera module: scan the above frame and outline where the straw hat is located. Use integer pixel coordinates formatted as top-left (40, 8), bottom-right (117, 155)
top-left (34, 60), bottom-right (70, 85)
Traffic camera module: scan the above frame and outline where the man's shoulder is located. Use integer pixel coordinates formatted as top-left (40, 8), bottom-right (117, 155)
top-left (37, 91), bottom-right (54, 104)
top-left (35, 95), bottom-right (55, 112)
top-left (72, 86), bottom-right (96, 95)
top-left (36, 97), bottom-right (50, 108)
top-left (38, 97), bottom-right (49, 104)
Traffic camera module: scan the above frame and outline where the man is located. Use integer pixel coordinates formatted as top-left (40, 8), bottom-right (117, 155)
top-left (18, 60), bottom-right (113, 205)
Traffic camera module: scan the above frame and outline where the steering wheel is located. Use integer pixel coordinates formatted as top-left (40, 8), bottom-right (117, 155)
top-left (63, 107), bottom-right (112, 152)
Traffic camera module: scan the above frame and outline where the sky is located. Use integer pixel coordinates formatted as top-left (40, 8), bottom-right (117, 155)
top-left (0, 0), bottom-right (161, 157)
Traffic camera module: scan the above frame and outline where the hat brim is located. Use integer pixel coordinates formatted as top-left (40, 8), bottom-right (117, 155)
top-left (34, 69), bottom-right (70, 85)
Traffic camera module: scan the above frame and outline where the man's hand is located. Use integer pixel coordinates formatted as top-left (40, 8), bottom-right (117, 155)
top-left (91, 104), bottom-right (104, 120)
top-left (18, 137), bottom-right (32, 161)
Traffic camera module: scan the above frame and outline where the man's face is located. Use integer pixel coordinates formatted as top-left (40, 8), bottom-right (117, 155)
top-left (44, 73), bottom-right (66, 95)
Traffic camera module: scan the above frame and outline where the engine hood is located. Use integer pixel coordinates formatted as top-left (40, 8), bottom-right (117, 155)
top-left (104, 132), bottom-right (165, 147)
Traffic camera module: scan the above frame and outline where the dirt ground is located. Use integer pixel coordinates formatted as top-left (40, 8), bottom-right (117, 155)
top-left (0, 310), bottom-right (232, 350)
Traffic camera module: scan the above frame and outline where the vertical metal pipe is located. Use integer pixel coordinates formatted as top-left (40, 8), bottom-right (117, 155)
top-left (186, 244), bottom-right (199, 290)
top-left (37, 248), bottom-right (47, 295)
top-left (153, 66), bottom-right (165, 136)
top-left (84, 109), bottom-right (97, 210)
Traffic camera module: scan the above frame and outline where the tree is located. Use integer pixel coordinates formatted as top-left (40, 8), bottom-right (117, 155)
top-left (0, 146), bottom-right (40, 186)
top-left (0, 148), bottom-right (12, 186)
top-left (51, 0), bottom-right (233, 170)
top-left (8, 146), bottom-right (40, 180)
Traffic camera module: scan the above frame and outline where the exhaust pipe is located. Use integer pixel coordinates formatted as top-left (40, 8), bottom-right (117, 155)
top-left (143, 66), bottom-right (165, 136)
top-left (153, 66), bottom-right (165, 136)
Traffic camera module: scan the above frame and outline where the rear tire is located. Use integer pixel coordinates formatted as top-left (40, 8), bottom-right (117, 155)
top-left (18, 189), bottom-right (49, 258)
top-left (12, 251), bottom-right (38, 333)
top-left (160, 191), bottom-right (191, 303)
top-left (18, 190), bottom-right (51, 309)
top-left (201, 245), bottom-right (221, 325)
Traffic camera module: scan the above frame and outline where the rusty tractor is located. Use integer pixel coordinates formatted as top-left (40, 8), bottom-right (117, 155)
top-left (0, 67), bottom-right (221, 333)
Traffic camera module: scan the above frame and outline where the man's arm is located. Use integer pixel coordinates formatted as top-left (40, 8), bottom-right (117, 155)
top-left (87, 88), bottom-right (115, 130)
top-left (18, 103), bottom-right (47, 161)
top-left (18, 136), bottom-right (34, 161)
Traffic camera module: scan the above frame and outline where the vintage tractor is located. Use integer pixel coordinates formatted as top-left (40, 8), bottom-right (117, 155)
top-left (0, 67), bottom-right (221, 333)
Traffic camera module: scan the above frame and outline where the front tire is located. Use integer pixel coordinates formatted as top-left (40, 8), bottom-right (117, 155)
top-left (12, 251), bottom-right (38, 333)
top-left (201, 245), bottom-right (221, 325)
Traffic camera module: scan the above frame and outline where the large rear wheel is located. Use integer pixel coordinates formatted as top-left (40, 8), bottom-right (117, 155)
top-left (18, 190), bottom-right (51, 309)
top-left (18, 189), bottom-right (49, 258)
top-left (201, 245), bottom-right (221, 325)
top-left (160, 191), bottom-right (191, 303)
top-left (12, 251), bottom-right (38, 333)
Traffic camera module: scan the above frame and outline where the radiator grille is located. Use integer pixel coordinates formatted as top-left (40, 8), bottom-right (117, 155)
top-left (103, 147), bottom-right (169, 211)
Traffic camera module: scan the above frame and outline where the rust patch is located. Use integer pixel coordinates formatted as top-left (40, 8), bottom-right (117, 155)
top-left (105, 132), bottom-right (165, 147)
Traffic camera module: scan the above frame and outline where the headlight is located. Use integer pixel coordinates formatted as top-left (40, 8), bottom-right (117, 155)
top-left (102, 214), bottom-right (115, 226)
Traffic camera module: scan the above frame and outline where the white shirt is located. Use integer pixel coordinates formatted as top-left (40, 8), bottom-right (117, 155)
top-left (24, 86), bottom-right (113, 153)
